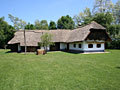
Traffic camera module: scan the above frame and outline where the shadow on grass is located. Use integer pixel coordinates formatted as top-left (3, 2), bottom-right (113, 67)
top-left (61, 50), bottom-right (82, 54)
top-left (5, 51), bottom-right (12, 53)
top-left (116, 67), bottom-right (120, 69)
top-left (5, 51), bottom-right (21, 54)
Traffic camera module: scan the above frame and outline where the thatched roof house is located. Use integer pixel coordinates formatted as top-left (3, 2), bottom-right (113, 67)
top-left (8, 21), bottom-right (111, 52)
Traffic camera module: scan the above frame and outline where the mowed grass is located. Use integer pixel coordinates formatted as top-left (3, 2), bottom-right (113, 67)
top-left (0, 50), bottom-right (120, 90)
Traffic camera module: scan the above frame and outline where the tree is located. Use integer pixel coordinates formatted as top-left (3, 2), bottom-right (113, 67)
top-left (0, 17), bottom-right (15, 48)
top-left (25, 22), bottom-right (36, 30)
top-left (92, 12), bottom-right (113, 27)
top-left (49, 21), bottom-right (57, 30)
top-left (34, 20), bottom-right (48, 30)
top-left (73, 8), bottom-right (92, 26)
top-left (92, 0), bottom-right (114, 14)
top-left (57, 15), bottom-right (75, 29)
top-left (107, 24), bottom-right (120, 38)
top-left (34, 19), bottom-right (41, 29)
top-left (39, 33), bottom-right (54, 52)
top-left (73, 12), bottom-right (84, 26)
top-left (40, 20), bottom-right (48, 30)
top-left (8, 14), bottom-right (26, 30)
top-left (82, 8), bottom-right (92, 25)
top-left (8, 14), bottom-right (27, 54)
top-left (113, 0), bottom-right (120, 24)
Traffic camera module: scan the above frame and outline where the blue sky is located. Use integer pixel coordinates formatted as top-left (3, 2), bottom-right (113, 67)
top-left (0, 0), bottom-right (118, 25)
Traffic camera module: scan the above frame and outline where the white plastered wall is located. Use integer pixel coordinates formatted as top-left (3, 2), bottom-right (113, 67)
top-left (69, 42), bottom-right (83, 51)
top-left (69, 41), bottom-right (105, 51)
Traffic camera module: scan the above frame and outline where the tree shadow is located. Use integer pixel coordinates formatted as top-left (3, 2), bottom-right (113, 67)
top-left (116, 66), bottom-right (120, 69)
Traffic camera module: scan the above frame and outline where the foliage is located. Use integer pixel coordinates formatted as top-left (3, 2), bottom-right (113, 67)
top-left (40, 20), bottom-right (48, 30)
top-left (35, 20), bottom-right (48, 30)
top-left (39, 33), bottom-right (53, 51)
top-left (106, 38), bottom-right (120, 49)
top-left (92, 0), bottom-right (114, 14)
top-left (107, 24), bottom-right (120, 38)
top-left (8, 14), bottom-right (26, 30)
top-left (25, 22), bottom-right (36, 30)
top-left (49, 21), bottom-right (57, 30)
top-left (113, 0), bottom-right (120, 24)
top-left (0, 17), bottom-right (15, 48)
top-left (92, 12), bottom-right (113, 27)
top-left (34, 19), bottom-right (41, 29)
top-left (57, 15), bottom-right (75, 29)
top-left (73, 8), bottom-right (92, 26)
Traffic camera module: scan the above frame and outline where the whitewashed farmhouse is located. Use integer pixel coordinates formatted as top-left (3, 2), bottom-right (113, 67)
top-left (8, 21), bottom-right (111, 53)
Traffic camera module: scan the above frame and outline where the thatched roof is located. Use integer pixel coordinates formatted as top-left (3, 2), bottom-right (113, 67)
top-left (8, 21), bottom-right (110, 46)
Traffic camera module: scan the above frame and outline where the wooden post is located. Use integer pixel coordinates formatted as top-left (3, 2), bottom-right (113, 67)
top-left (24, 29), bottom-right (27, 54)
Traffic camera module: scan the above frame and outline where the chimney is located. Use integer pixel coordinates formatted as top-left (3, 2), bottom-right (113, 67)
top-left (77, 22), bottom-right (82, 28)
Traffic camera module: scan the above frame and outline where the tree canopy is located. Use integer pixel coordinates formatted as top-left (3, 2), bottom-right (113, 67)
top-left (34, 20), bottom-right (41, 30)
top-left (39, 33), bottom-right (53, 51)
top-left (0, 17), bottom-right (15, 48)
top-left (8, 14), bottom-right (26, 30)
top-left (49, 21), bottom-right (57, 30)
top-left (25, 22), bottom-right (36, 30)
top-left (34, 20), bottom-right (48, 30)
top-left (113, 0), bottom-right (120, 24)
top-left (92, 12), bottom-right (113, 27)
top-left (73, 8), bottom-right (92, 26)
top-left (40, 20), bottom-right (48, 30)
top-left (57, 15), bottom-right (75, 29)
top-left (92, 0), bottom-right (114, 14)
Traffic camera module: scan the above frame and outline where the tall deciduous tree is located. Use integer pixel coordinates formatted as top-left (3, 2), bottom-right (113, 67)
top-left (40, 20), bottom-right (48, 30)
top-left (73, 8), bottom-right (92, 26)
top-left (0, 17), bottom-right (14, 48)
top-left (92, 12), bottom-right (113, 27)
top-left (8, 14), bottom-right (26, 30)
top-left (8, 14), bottom-right (27, 54)
top-left (92, 0), bottom-right (114, 14)
top-left (35, 20), bottom-right (48, 30)
top-left (49, 21), bottom-right (57, 30)
top-left (35, 19), bottom-right (41, 29)
top-left (114, 0), bottom-right (120, 24)
top-left (107, 24), bottom-right (120, 38)
top-left (57, 15), bottom-right (75, 29)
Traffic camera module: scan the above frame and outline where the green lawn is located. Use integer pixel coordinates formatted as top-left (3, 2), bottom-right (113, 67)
top-left (0, 50), bottom-right (120, 90)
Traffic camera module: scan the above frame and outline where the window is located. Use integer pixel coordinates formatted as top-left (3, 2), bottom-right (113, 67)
top-left (73, 44), bottom-right (76, 48)
top-left (79, 44), bottom-right (81, 48)
top-left (97, 44), bottom-right (101, 48)
top-left (88, 44), bottom-right (93, 48)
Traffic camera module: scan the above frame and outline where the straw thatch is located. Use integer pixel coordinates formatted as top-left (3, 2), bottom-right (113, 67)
top-left (8, 21), bottom-right (111, 46)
